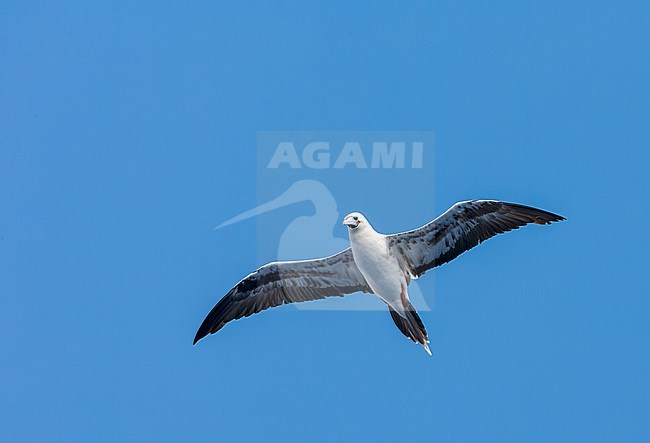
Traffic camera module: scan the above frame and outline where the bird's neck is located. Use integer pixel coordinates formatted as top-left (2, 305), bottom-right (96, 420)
top-left (349, 225), bottom-right (381, 245)
top-left (349, 226), bottom-right (389, 265)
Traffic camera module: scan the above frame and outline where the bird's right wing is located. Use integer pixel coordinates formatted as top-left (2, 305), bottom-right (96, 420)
top-left (194, 248), bottom-right (371, 344)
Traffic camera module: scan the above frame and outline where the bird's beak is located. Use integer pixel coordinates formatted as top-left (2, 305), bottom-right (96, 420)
top-left (343, 216), bottom-right (360, 228)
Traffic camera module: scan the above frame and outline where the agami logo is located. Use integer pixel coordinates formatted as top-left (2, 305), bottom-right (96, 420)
top-left (267, 141), bottom-right (424, 169)
top-left (229, 131), bottom-right (437, 312)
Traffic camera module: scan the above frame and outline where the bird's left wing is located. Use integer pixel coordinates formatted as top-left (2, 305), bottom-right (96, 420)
top-left (387, 200), bottom-right (565, 278)
top-left (194, 248), bottom-right (371, 344)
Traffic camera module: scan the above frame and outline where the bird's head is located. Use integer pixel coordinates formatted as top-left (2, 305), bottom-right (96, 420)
top-left (342, 212), bottom-right (367, 231)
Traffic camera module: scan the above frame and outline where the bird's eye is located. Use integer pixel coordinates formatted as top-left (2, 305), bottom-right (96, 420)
top-left (353, 216), bottom-right (359, 221)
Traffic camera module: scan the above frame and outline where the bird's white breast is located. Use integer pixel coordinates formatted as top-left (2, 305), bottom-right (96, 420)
top-left (349, 229), bottom-right (406, 311)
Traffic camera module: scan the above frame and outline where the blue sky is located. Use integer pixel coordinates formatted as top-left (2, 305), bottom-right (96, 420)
top-left (1, 1), bottom-right (649, 441)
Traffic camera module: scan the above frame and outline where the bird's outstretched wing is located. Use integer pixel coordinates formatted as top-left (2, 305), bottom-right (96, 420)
top-left (194, 248), bottom-right (371, 344)
top-left (388, 200), bottom-right (565, 278)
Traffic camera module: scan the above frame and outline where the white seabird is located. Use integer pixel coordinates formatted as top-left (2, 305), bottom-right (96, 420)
top-left (194, 200), bottom-right (565, 354)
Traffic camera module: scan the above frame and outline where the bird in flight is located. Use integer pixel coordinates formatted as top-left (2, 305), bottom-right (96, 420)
top-left (194, 200), bottom-right (565, 354)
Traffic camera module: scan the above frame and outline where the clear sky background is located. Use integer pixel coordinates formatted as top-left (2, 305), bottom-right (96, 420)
top-left (2, 2), bottom-right (649, 442)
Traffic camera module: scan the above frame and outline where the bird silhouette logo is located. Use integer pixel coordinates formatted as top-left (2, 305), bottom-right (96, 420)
top-left (216, 179), bottom-right (433, 311)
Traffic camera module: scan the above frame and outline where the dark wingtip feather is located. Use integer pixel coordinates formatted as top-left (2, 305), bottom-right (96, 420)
top-left (501, 202), bottom-right (566, 225)
top-left (193, 327), bottom-right (206, 345)
top-left (193, 288), bottom-right (237, 345)
top-left (532, 213), bottom-right (566, 225)
top-left (193, 314), bottom-right (223, 345)
top-left (193, 310), bottom-right (220, 345)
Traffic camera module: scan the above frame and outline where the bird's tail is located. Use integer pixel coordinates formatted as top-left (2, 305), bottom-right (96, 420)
top-left (388, 302), bottom-right (431, 355)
